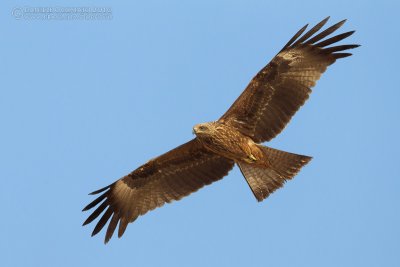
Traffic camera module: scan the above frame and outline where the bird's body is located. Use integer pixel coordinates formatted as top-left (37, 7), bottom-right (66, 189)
top-left (193, 122), bottom-right (265, 165)
top-left (83, 17), bottom-right (359, 243)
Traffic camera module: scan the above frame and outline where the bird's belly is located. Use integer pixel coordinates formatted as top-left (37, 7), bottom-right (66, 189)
top-left (199, 131), bottom-right (261, 163)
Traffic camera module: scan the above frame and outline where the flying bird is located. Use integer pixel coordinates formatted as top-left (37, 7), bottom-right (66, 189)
top-left (83, 17), bottom-right (359, 243)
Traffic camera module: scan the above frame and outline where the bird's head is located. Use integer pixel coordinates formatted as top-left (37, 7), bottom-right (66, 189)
top-left (193, 122), bottom-right (215, 137)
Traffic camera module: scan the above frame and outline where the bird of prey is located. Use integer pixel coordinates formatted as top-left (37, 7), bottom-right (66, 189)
top-left (83, 17), bottom-right (358, 243)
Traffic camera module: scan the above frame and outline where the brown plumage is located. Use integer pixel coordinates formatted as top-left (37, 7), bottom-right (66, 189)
top-left (83, 17), bottom-right (359, 243)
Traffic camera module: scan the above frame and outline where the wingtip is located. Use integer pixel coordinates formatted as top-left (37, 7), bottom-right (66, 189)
top-left (82, 203), bottom-right (93, 212)
top-left (345, 30), bottom-right (356, 38)
top-left (91, 227), bottom-right (101, 237)
top-left (334, 52), bottom-right (353, 59)
top-left (82, 218), bottom-right (91, 226)
top-left (298, 23), bottom-right (309, 35)
top-left (330, 19), bottom-right (347, 32)
top-left (321, 16), bottom-right (330, 23)
top-left (89, 184), bottom-right (112, 195)
top-left (336, 19), bottom-right (347, 27)
top-left (280, 23), bottom-right (309, 51)
top-left (89, 189), bottom-right (102, 195)
top-left (348, 44), bottom-right (361, 50)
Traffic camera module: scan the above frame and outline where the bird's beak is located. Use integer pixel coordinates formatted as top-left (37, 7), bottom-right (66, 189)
top-left (192, 129), bottom-right (196, 135)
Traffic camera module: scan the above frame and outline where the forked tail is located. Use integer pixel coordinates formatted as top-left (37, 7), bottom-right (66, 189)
top-left (237, 145), bottom-right (312, 201)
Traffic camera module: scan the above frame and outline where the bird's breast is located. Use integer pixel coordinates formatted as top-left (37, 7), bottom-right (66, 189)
top-left (197, 124), bottom-right (259, 162)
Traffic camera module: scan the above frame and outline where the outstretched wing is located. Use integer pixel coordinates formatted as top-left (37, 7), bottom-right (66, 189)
top-left (82, 139), bottom-right (234, 243)
top-left (220, 17), bottom-right (359, 143)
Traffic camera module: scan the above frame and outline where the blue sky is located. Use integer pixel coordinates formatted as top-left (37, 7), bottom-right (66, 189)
top-left (1, 1), bottom-right (399, 266)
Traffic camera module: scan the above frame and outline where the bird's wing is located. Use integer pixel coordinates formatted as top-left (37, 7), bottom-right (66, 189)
top-left (219, 17), bottom-right (359, 143)
top-left (82, 138), bottom-right (234, 243)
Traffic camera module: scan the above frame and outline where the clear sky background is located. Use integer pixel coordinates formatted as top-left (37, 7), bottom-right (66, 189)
top-left (1, 1), bottom-right (399, 266)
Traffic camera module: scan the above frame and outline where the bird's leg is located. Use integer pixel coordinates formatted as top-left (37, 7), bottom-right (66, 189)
top-left (244, 153), bottom-right (257, 163)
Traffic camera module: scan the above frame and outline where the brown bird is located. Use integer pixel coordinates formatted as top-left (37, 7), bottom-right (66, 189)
top-left (83, 17), bottom-right (359, 243)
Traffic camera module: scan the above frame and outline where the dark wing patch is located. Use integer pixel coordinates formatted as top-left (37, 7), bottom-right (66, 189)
top-left (82, 139), bottom-right (234, 243)
top-left (220, 17), bottom-right (359, 142)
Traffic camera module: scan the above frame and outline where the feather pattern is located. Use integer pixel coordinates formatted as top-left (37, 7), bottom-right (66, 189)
top-left (220, 17), bottom-right (359, 142)
top-left (83, 139), bottom-right (234, 243)
top-left (83, 17), bottom-right (358, 243)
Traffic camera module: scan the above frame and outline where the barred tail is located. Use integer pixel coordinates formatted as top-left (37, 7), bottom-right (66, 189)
top-left (237, 146), bottom-right (312, 201)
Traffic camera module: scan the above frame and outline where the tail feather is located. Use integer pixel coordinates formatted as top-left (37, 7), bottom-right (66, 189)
top-left (260, 146), bottom-right (312, 180)
top-left (238, 146), bottom-right (312, 202)
top-left (238, 163), bottom-right (283, 201)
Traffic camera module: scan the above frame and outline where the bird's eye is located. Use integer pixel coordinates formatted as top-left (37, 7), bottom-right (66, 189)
top-left (199, 126), bottom-right (207, 131)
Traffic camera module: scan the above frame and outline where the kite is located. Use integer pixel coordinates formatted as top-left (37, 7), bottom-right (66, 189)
top-left (83, 17), bottom-right (359, 243)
